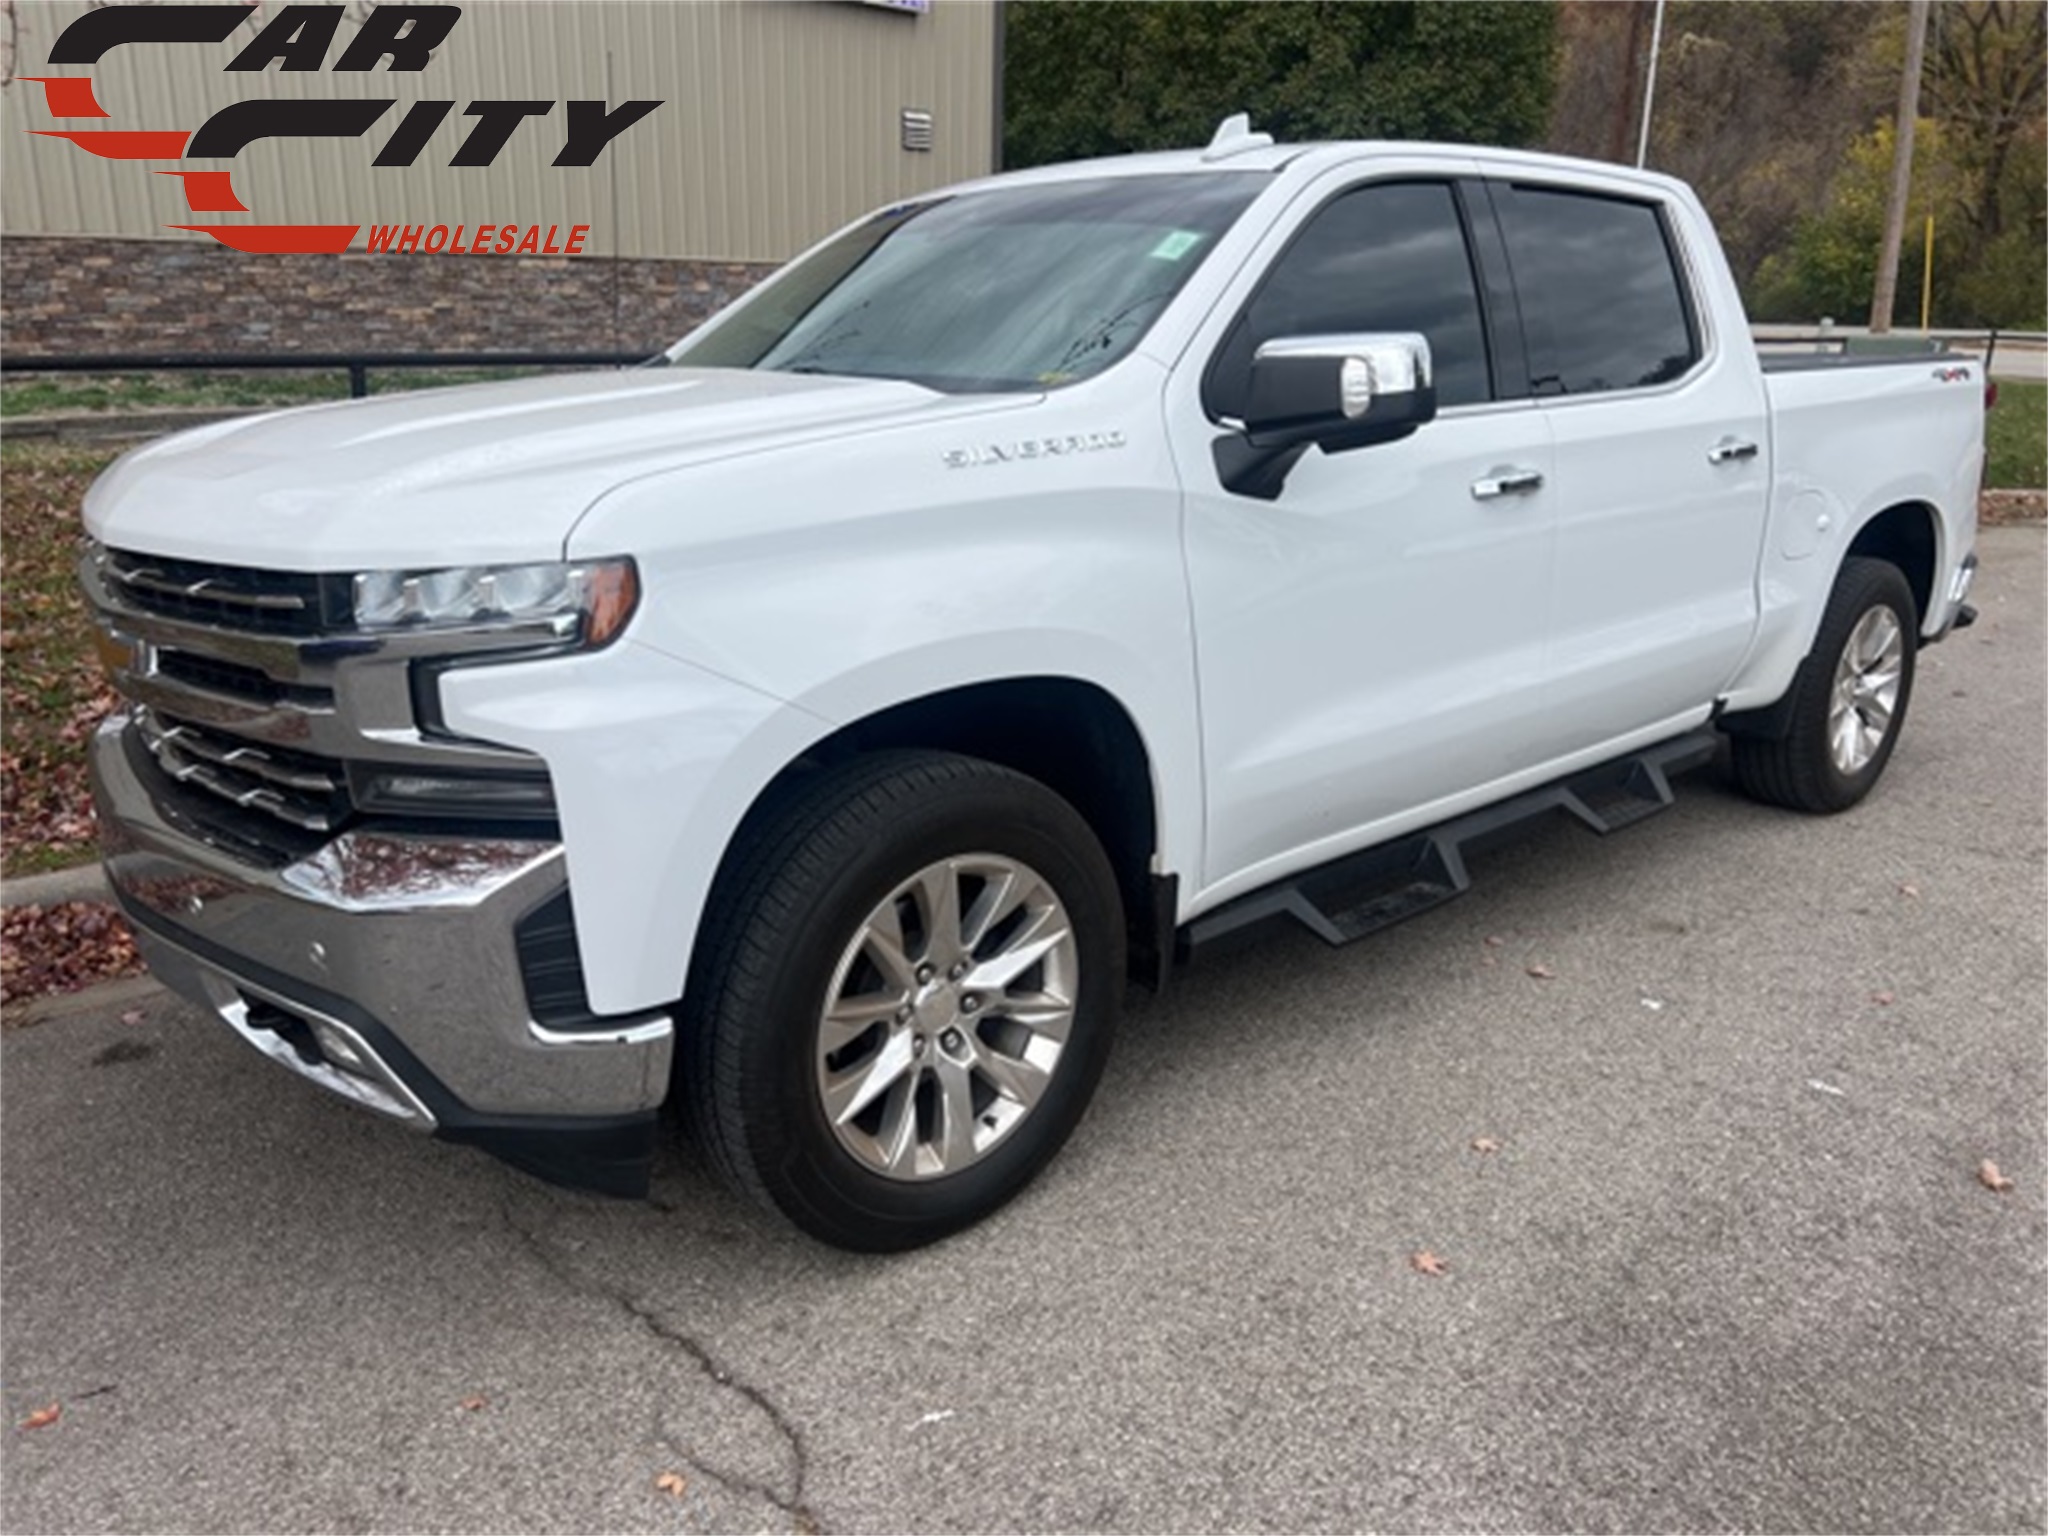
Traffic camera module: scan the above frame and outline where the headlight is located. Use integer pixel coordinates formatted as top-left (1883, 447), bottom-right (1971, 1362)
top-left (351, 558), bottom-right (638, 647)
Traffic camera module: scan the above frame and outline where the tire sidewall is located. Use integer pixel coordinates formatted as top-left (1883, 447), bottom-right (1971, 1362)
top-left (1808, 560), bottom-right (1918, 810)
top-left (734, 767), bottom-right (1124, 1248)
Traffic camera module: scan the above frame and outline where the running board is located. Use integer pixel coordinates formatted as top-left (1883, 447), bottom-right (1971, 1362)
top-left (1184, 731), bottom-right (1719, 950)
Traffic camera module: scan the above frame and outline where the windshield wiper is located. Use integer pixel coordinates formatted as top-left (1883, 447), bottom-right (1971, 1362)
top-left (772, 302), bottom-right (873, 374)
top-left (1050, 288), bottom-right (1177, 374)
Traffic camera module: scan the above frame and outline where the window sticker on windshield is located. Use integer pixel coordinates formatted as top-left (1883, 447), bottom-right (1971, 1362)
top-left (1149, 229), bottom-right (1204, 261)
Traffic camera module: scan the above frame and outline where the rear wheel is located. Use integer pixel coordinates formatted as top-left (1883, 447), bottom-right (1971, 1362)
top-left (1731, 556), bottom-right (1918, 813)
top-left (681, 751), bottom-right (1124, 1251)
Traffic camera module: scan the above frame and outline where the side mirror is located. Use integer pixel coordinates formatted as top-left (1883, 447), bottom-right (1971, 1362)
top-left (1215, 333), bottom-right (1438, 499)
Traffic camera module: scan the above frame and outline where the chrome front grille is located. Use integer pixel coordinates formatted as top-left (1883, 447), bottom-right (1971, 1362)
top-left (138, 709), bottom-right (351, 832)
top-left (104, 548), bottom-right (349, 637)
top-left (87, 542), bottom-right (557, 845)
top-left (153, 647), bottom-right (333, 709)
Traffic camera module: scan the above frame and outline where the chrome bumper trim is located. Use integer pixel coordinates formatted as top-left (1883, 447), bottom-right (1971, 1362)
top-left (92, 714), bottom-right (673, 1119)
top-left (134, 928), bottom-right (437, 1128)
top-left (1927, 551), bottom-right (1981, 645)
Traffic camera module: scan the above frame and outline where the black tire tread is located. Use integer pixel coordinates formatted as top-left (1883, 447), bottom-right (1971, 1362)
top-left (1730, 556), bottom-right (1917, 814)
top-left (680, 750), bottom-right (1102, 1228)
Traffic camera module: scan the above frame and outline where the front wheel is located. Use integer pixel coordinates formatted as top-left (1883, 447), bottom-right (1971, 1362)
top-left (1731, 556), bottom-right (1918, 814)
top-left (680, 751), bottom-right (1125, 1251)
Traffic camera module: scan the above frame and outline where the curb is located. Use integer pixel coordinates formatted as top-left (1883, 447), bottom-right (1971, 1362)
top-left (1, 863), bottom-right (110, 909)
top-left (7, 973), bottom-right (165, 1029)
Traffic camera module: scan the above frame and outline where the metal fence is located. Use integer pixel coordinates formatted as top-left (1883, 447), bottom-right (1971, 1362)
top-left (0, 351), bottom-right (654, 399)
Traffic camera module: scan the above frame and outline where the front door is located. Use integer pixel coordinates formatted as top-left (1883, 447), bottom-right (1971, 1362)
top-left (1169, 176), bottom-right (1559, 897)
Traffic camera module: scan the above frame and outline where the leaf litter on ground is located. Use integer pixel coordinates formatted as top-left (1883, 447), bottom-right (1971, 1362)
top-left (1, 902), bottom-right (143, 1008)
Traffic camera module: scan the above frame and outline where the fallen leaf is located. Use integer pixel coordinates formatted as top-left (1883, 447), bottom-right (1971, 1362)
top-left (1525, 962), bottom-right (1554, 980)
top-left (1978, 1159), bottom-right (2014, 1194)
top-left (1898, 882), bottom-right (1920, 899)
top-left (1870, 991), bottom-right (1895, 1006)
top-left (458, 1395), bottom-right (487, 1412)
top-left (119, 1008), bottom-right (146, 1026)
top-left (654, 1471), bottom-right (688, 1498)
top-left (1470, 1137), bottom-right (1500, 1155)
top-left (18, 1404), bottom-right (60, 1431)
top-left (1483, 935), bottom-right (1505, 948)
top-left (1409, 1250), bottom-right (1449, 1276)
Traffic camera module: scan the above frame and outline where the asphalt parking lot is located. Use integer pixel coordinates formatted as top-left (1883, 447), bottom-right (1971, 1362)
top-left (5, 526), bottom-right (2042, 1535)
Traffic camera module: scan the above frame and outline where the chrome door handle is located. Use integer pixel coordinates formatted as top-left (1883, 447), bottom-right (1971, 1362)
top-left (1708, 437), bottom-right (1760, 464)
top-left (1471, 467), bottom-right (1545, 500)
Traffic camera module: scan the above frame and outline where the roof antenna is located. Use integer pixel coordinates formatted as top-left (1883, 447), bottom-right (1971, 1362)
top-left (1201, 112), bottom-right (1274, 162)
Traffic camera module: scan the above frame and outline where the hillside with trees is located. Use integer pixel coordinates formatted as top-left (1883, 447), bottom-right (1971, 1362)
top-left (1004, 0), bottom-right (2046, 330)
top-left (1002, 1), bottom-right (1556, 168)
top-left (1553, 0), bottom-right (2044, 328)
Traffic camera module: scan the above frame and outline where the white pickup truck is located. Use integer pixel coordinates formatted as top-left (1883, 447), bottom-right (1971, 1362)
top-left (84, 120), bottom-right (1985, 1249)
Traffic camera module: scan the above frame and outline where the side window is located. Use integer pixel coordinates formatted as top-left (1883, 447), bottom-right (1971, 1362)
top-left (1494, 185), bottom-right (1699, 396)
top-left (1206, 181), bottom-right (1493, 420)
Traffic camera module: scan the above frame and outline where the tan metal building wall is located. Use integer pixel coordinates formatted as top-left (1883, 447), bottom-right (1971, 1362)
top-left (2, 0), bottom-right (999, 261)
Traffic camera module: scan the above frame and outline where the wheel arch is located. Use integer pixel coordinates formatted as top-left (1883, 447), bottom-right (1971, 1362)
top-left (1722, 507), bottom-right (1936, 745)
top-left (709, 676), bottom-right (1174, 988)
top-left (1844, 498), bottom-right (1941, 631)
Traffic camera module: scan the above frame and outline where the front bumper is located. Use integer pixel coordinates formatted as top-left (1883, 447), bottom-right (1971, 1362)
top-left (91, 714), bottom-right (673, 1196)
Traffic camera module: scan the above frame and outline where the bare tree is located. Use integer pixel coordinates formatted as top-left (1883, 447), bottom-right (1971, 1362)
top-left (1926, 0), bottom-right (2048, 241)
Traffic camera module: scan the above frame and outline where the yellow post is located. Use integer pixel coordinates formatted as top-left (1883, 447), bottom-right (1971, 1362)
top-left (1920, 214), bottom-right (1935, 332)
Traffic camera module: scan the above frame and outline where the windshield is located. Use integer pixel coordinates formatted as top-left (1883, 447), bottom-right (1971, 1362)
top-left (668, 173), bottom-right (1266, 393)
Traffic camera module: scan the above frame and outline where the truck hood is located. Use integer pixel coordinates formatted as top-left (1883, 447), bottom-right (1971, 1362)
top-left (83, 367), bottom-right (1023, 570)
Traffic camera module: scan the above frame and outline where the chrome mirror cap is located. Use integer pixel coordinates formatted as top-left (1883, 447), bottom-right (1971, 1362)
top-left (1220, 332), bottom-right (1440, 500)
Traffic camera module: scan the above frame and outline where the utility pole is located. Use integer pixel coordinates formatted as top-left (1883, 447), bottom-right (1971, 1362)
top-left (1635, 0), bottom-right (1667, 169)
top-left (1870, 0), bottom-right (1932, 334)
top-left (1608, 0), bottom-right (1649, 163)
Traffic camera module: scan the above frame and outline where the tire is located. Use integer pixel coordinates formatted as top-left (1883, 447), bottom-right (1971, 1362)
top-left (679, 750), bottom-right (1125, 1251)
top-left (1731, 556), bottom-right (1918, 814)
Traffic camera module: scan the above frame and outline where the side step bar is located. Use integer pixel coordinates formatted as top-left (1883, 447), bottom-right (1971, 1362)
top-left (1185, 731), bottom-right (1719, 951)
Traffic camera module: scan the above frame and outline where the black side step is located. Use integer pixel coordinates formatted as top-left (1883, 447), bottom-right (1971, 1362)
top-left (1185, 730), bottom-right (1718, 951)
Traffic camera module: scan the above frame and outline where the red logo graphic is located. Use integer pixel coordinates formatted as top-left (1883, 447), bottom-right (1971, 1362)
top-left (22, 4), bottom-right (660, 255)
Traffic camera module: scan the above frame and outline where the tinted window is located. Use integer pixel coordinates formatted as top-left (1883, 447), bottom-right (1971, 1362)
top-left (1495, 186), bottom-right (1698, 395)
top-left (1207, 181), bottom-right (1492, 419)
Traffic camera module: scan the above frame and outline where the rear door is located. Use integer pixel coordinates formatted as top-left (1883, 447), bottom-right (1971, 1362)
top-left (1488, 179), bottom-right (1770, 759)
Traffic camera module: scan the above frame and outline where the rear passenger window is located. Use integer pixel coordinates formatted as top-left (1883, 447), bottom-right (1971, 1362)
top-left (1495, 185), bottom-right (1699, 396)
top-left (1206, 181), bottom-right (1492, 419)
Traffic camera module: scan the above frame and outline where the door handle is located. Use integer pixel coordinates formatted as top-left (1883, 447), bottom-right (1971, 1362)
top-left (1471, 467), bottom-right (1544, 500)
top-left (1708, 437), bottom-right (1760, 464)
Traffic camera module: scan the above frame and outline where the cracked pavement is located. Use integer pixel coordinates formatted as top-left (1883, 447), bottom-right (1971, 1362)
top-left (4, 527), bottom-right (2043, 1533)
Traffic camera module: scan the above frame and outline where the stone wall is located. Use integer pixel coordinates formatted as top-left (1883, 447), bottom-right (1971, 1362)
top-left (0, 236), bottom-right (774, 357)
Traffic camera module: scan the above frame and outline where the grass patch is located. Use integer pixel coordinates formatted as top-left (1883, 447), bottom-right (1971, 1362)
top-left (1, 443), bottom-right (120, 879)
top-left (0, 367), bottom-right (543, 418)
top-left (1986, 380), bottom-right (2046, 490)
